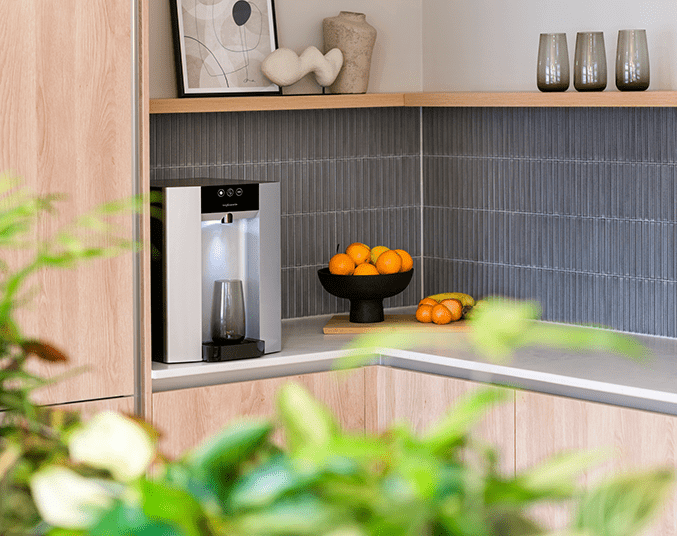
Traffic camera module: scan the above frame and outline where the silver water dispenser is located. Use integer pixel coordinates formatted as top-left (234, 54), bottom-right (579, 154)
top-left (151, 179), bottom-right (281, 363)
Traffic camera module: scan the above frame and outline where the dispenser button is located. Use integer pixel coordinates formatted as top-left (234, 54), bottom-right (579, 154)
top-left (217, 188), bottom-right (225, 197)
top-left (226, 188), bottom-right (235, 197)
top-left (236, 188), bottom-right (243, 196)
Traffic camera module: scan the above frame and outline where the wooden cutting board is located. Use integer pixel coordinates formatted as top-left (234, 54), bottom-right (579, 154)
top-left (323, 314), bottom-right (470, 334)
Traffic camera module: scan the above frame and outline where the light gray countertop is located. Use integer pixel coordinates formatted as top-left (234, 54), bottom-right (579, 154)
top-left (152, 308), bottom-right (677, 416)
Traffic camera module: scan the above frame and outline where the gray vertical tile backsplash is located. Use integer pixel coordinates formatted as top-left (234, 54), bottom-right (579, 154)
top-left (151, 107), bottom-right (421, 319)
top-left (423, 107), bottom-right (677, 337)
top-left (151, 104), bottom-right (676, 335)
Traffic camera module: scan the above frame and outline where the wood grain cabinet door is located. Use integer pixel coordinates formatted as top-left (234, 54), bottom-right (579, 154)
top-left (152, 369), bottom-right (366, 459)
top-left (0, 2), bottom-right (135, 406)
top-left (365, 366), bottom-right (516, 476)
top-left (516, 390), bottom-right (677, 536)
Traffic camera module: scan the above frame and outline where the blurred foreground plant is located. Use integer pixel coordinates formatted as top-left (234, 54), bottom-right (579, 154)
top-left (0, 171), bottom-right (150, 534)
top-left (28, 381), bottom-right (673, 536)
top-left (27, 299), bottom-right (674, 535)
top-left (0, 170), bottom-right (672, 536)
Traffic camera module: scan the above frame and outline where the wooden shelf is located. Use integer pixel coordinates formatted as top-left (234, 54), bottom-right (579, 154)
top-left (405, 91), bottom-right (677, 107)
top-left (149, 93), bottom-right (405, 114)
top-left (149, 90), bottom-right (677, 114)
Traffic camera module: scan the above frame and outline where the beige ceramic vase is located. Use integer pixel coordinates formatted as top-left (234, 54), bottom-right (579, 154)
top-left (322, 12), bottom-right (377, 94)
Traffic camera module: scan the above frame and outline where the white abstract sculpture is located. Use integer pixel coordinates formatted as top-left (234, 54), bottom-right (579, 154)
top-left (261, 46), bottom-right (343, 88)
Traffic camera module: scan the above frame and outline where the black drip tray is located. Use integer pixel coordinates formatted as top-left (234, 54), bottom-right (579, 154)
top-left (202, 338), bottom-right (265, 362)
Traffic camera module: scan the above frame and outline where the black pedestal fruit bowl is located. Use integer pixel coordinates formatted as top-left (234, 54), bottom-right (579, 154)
top-left (317, 268), bottom-right (414, 323)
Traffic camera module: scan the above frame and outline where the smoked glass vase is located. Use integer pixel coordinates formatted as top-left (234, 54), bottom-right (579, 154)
top-left (616, 29), bottom-right (649, 91)
top-left (537, 33), bottom-right (570, 92)
top-left (574, 32), bottom-right (607, 91)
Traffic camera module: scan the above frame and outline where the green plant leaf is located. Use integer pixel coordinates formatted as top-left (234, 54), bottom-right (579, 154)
top-left (184, 419), bottom-right (272, 475)
top-left (318, 478), bottom-right (383, 512)
top-left (429, 462), bottom-right (467, 503)
top-left (421, 387), bottom-right (510, 454)
top-left (90, 500), bottom-right (182, 536)
top-left (140, 480), bottom-right (212, 536)
top-left (486, 509), bottom-right (543, 536)
top-left (521, 323), bottom-right (647, 362)
top-left (467, 298), bottom-right (647, 363)
top-left (182, 419), bottom-right (273, 504)
top-left (229, 453), bottom-right (314, 511)
top-left (276, 383), bottom-right (338, 452)
top-left (466, 299), bottom-right (541, 361)
top-left (233, 494), bottom-right (335, 535)
top-left (518, 449), bottom-right (609, 499)
top-left (386, 452), bottom-right (442, 503)
top-left (0, 443), bottom-right (21, 480)
top-left (21, 339), bottom-right (69, 363)
top-left (292, 433), bottom-right (387, 478)
top-left (45, 528), bottom-right (86, 536)
top-left (163, 463), bottom-right (222, 511)
top-left (0, 367), bottom-right (48, 386)
top-left (573, 469), bottom-right (674, 536)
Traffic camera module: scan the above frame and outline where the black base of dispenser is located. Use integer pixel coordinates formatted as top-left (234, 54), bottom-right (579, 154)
top-left (202, 338), bottom-right (265, 362)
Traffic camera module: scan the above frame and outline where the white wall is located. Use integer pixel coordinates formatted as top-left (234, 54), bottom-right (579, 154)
top-left (422, 0), bottom-right (677, 91)
top-left (151, 1), bottom-right (676, 96)
top-left (149, 0), bottom-right (422, 98)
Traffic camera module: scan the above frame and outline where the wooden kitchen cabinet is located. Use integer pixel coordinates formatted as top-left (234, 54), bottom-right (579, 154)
top-left (365, 366), bottom-right (516, 475)
top-left (0, 2), bottom-right (137, 406)
top-left (516, 390), bottom-right (677, 536)
top-left (151, 363), bottom-right (677, 534)
top-left (153, 365), bottom-right (516, 466)
top-left (152, 368), bottom-right (366, 459)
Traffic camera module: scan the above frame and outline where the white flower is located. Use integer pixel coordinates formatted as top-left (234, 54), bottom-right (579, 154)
top-left (30, 466), bottom-right (114, 529)
top-left (68, 411), bottom-right (154, 482)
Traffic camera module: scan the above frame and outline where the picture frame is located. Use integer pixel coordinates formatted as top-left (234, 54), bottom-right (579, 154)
top-left (170, 0), bottom-right (281, 97)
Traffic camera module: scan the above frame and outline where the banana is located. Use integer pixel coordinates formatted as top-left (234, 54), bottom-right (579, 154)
top-left (426, 292), bottom-right (475, 307)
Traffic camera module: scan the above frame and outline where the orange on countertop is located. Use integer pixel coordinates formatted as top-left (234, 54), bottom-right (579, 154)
top-left (328, 253), bottom-right (355, 275)
top-left (415, 304), bottom-right (434, 323)
top-left (418, 297), bottom-right (438, 307)
top-left (440, 298), bottom-right (463, 321)
top-left (431, 304), bottom-right (453, 325)
top-left (375, 250), bottom-right (402, 274)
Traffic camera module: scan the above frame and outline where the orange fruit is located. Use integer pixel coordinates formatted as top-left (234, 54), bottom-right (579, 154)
top-left (328, 253), bottom-right (355, 275)
top-left (431, 304), bottom-right (453, 325)
top-left (370, 245), bottom-right (389, 264)
top-left (415, 304), bottom-right (433, 323)
top-left (440, 298), bottom-right (463, 321)
top-left (346, 242), bottom-right (371, 265)
top-left (394, 249), bottom-right (413, 272)
top-left (418, 297), bottom-right (438, 307)
top-left (353, 263), bottom-right (379, 275)
top-left (375, 250), bottom-right (402, 274)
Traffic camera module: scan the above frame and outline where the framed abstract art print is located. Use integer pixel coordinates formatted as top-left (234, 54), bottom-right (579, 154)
top-left (170, 0), bottom-right (281, 96)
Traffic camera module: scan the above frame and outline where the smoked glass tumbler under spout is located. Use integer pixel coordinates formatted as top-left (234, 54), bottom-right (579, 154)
top-left (537, 33), bottom-right (570, 91)
top-left (211, 279), bottom-right (246, 344)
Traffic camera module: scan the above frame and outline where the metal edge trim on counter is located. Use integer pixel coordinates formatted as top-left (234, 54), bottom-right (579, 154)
top-left (382, 352), bottom-right (677, 417)
top-left (151, 338), bottom-right (677, 418)
top-left (152, 350), bottom-right (382, 393)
